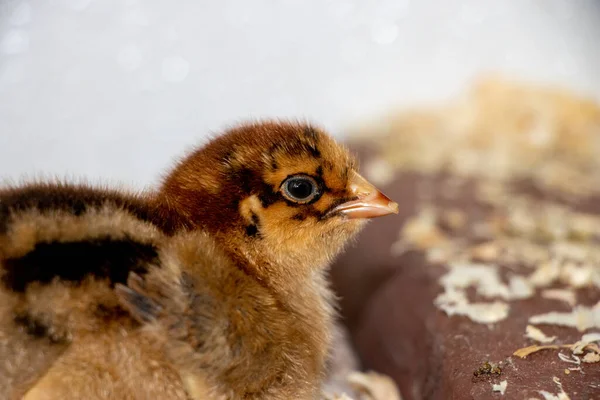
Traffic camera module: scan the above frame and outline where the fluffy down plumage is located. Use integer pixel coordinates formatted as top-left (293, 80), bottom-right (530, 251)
top-left (0, 121), bottom-right (398, 400)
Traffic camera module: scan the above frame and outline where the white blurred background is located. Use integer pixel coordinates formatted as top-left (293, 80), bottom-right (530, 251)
top-left (0, 0), bottom-right (599, 189)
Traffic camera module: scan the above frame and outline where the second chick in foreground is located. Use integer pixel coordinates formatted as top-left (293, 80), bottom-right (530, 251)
top-left (1, 121), bottom-right (398, 399)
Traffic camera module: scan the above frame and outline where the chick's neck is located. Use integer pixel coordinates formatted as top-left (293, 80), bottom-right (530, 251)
top-left (214, 225), bottom-right (335, 296)
top-left (151, 194), bottom-right (332, 296)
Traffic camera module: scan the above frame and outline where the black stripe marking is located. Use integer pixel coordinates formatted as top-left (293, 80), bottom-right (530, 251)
top-left (14, 313), bottom-right (51, 339)
top-left (292, 212), bottom-right (307, 221)
top-left (316, 166), bottom-right (323, 178)
top-left (0, 185), bottom-right (154, 235)
top-left (231, 168), bottom-right (256, 194)
top-left (13, 313), bottom-right (67, 343)
top-left (306, 144), bottom-right (321, 158)
top-left (258, 183), bottom-right (280, 208)
top-left (245, 224), bottom-right (258, 237)
top-left (303, 128), bottom-right (321, 158)
top-left (245, 212), bottom-right (261, 237)
top-left (94, 303), bottom-right (131, 321)
top-left (2, 237), bottom-right (159, 292)
top-left (268, 131), bottom-right (321, 161)
top-left (303, 126), bottom-right (319, 141)
top-left (341, 167), bottom-right (350, 183)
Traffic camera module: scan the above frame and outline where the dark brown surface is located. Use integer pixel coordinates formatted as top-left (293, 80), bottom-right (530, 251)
top-left (331, 145), bottom-right (600, 400)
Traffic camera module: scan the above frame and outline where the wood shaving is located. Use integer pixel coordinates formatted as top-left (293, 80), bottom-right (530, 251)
top-left (469, 242), bottom-right (499, 262)
top-left (559, 263), bottom-right (596, 288)
top-left (398, 209), bottom-right (448, 250)
top-left (514, 332), bottom-right (600, 360)
top-left (537, 377), bottom-right (571, 400)
top-left (440, 262), bottom-right (533, 301)
top-left (508, 275), bottom-right (535, 299)
top-left (346, 371), bottom-right (402, 400)
top-left (513, 345), bottom-right (563, 358)
top-left (323, 393), bottom-right (354, 400)
top-left (528, 261), bottom-right (561, 288)
top-left (441, 210), bottom-right (467, 231)
top-left (557, 353), bottom-right (580, 365)
top-left (435, 290), bottom-right (509, 324)
top-left (585, 343), bottom-right (600, 353)
top-left (582, 352), bottom-right (600, 363)
top-left (571, 332), bottom-right (600, 354)
top-left (529, 305), bottom-right (600, 332)
top-left (323, 370), bottom-right (402, 400)
top-left (538, 391), bottom-right (571, 400)
top-left (540, 289), bottom-right (576, 307)
top-left (491, 380), bottom-right (507, 395)
top-left (525, 325), bottom-right (556, 344)
top-left (363, 158), bottom-right (395, 186)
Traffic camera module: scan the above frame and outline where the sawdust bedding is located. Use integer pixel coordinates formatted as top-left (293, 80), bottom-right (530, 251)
top-left (331, 77), bottom-right (600, 400)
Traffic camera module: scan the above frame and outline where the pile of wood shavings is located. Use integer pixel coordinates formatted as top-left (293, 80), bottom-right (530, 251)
top-left (359, 77), bottom-right (600, 327)
top-left (357, 76), bottom-right (600, 199)
top-left (354, 77), bottom-right (600, 398)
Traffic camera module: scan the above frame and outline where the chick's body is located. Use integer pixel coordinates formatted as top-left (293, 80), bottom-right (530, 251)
top-left (21, 230), bottom-right (329, 400)
top-left (126, 230), bottom-right (332, 399)
top-left (0, 122), bottom-right (398, 399)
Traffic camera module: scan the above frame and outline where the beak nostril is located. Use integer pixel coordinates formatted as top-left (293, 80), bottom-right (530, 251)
top-left (328, 171), bottom-right (399, 219)
top-left (353, 191), bottom-right (370, 200)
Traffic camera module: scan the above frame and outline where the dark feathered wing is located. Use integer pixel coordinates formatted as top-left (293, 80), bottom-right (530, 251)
top-left (0, 183), bottom-right (166, 399)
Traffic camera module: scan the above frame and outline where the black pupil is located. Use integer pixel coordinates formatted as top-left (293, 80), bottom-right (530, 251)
top-left (287, 179), bottom-right (313, 200)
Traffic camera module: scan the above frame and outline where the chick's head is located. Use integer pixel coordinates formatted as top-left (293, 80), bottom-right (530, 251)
top-left (158, 121), bottom-right (398, 276)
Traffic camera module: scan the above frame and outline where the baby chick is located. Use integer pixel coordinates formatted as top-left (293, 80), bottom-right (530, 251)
top-left (0, 121), bottom-right (398, 400)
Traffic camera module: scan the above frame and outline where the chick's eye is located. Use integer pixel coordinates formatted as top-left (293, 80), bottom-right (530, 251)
top-left (281, 175), bottom-right (319, 203)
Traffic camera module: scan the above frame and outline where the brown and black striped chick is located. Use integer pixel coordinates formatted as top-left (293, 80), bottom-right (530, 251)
top-left (0, 121), bottom-right (398, 400)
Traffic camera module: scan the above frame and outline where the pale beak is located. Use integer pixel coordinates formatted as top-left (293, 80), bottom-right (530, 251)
top-left (328, 171), bottom-right (399, 219)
